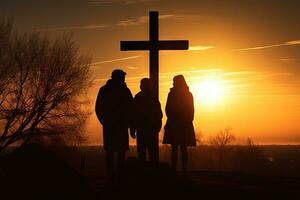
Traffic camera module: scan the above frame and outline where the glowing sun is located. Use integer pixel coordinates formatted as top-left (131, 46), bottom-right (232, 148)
top-left (190, 79), bottom-right (226, 105)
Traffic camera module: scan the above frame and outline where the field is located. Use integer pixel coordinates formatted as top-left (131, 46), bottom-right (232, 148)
top-left (1, 144), bottom-right (300, 199)
top-left (54, 145), bottom-right (300, 177)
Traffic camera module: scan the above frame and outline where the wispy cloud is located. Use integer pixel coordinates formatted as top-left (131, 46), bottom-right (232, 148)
top-left (39, 10), bottom-right (180, 32)
top-left (38, 24), bottom-right (107, 31)
top-left (88, 0), bottom-right (154, 6)
top-left (117, 14), bottom-right (175, 27)
top-left (94, 75), bottom-right (143, 82)
top-left (119, 13), bottom-right (209, 26)
top-left (123, 0), bottom-right (154, 4)
top-left (232, 39), bottom-right (300, 52)
top-left (159, 69), bottom-right (291, 79)
top-left (94, 69), bottom-right (296, 97)
top-left (188, 45), bottom-right (214, 51)
top-left (40, 13), bottom-right (175, 32)
top-left (279, 58), bottom-right (295, 62)
top-left (155, 69), bottom-right (293, 89)
top-left (94, 68), bottom-right (293, 85)
top-left (125, 66), bottom-right (138, 70)
top-left (88, 0), bottom-right (114, 5)
top-left (92, 55), bottom-right (141, 66)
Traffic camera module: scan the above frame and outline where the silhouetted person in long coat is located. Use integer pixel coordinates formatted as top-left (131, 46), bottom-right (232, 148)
top-left (163, 75), bottom-right (196, 173)
top-left (131, 78), bottom-right (162, 163)
top-left (95, 69), bottom-right (133, 178)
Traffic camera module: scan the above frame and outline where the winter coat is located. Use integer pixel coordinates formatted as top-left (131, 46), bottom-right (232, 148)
top-left (163, 87), bottom-right (196, 146)
top-left (95, 79), bottom-right (133, 151)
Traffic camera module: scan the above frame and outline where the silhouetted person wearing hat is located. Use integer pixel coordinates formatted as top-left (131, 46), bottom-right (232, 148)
top-left (163, 75), bottom-right (196, 174)
top-left (131, 78), bottom-right (162, 163)
top-left (95, 69), bottom-right (133, 178)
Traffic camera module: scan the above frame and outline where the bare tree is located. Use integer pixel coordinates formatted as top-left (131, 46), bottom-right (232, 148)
top-left (209, 128), bottom-right (235, 170)
top-left (0, 21), bottom-right (93, 152)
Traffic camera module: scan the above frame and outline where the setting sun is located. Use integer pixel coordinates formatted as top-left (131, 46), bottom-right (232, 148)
top-left (190, 78), bottom-right (226, 105)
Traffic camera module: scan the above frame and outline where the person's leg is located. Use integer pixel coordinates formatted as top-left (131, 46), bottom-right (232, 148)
top-left (148, 133), bottom-right (159, 163)
top-left (137, 135), bottom-right (146, 162)
top-left (154, 133), bottom-right (159, 163)
top-left (181, 145), bottom-right (188, 173)
top-left (105, 150), bottom-right (115, 178)
top-left (171, 145), bottom-right (178, 171)
top-left (116, 151), bottom-right (126, 175)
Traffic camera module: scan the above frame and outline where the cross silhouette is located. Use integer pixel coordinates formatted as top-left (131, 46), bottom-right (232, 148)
top-left (120, 11), bottom-right (189, 99)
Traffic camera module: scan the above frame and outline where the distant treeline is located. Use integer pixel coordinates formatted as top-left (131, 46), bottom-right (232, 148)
top-left (47, 145), bottom-right (300, 178)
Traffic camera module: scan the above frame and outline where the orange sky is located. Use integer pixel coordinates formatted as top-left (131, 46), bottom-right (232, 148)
top-left (1, 0), bottom-right (300, 144)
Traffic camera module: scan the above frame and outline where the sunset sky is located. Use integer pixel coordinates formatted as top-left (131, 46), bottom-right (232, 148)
top-left (1, 0), bottom-right (300, 144)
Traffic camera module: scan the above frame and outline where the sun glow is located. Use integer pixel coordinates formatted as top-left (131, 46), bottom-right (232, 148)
top-left (190, 78), bottom-right (227, 105)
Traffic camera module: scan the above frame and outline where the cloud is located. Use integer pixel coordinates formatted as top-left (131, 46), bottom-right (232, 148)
top-left (92, 55), bottom-right (141, 66)
top-left (285, 40), bottom-right (300, 45)
top-left (88, 1), bottom-right (114, 5)
top-left (94, 75), bottom-right (143, 82)
top-left (188, 45), bottom-right (214, 51)
top-left (122, 69), bottom-right (290, 84)
top-left (38, 24), bottom-right (107, 31)
top-left (38, 12), bottom-right (177, 32)
top-left (93, 68), bottom-right (295, 96)
top-left (117, 14), bottom-right (175, 27)
top-left (232, 39), bottom-right (300, 52)
top-left (125, 66), bottom-right (138, 70)
top-left (88, 0), bottom-right (154, 6)
top-left (279, 58), bottom-right (295, 62)
top-left (123, 0), bottom-right (154, 4)
top-left (156, 69), bottom-right (293, 85)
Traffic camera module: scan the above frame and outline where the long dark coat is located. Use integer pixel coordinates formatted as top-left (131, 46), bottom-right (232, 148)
top-left (133, 90), bottom-right (163, 139)
top-left (95, 79), bottom-right (133, 151)
top-left (163, 87), bottom-right (196, 146)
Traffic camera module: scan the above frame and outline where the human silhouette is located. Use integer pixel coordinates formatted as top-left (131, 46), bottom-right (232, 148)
top-left (131, 78), bottom-right (162, 163)
top-left (95, 69), bottom-right (133, 178)
top-left (163, 75), bottom-right (196, 173)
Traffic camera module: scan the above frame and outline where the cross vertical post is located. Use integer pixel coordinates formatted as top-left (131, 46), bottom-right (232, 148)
top-left (149, 11), bottom-right (159, 98)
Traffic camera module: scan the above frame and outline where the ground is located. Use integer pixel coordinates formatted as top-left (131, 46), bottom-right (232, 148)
top-left (86, 163), bottom-right (300, 199)
top-left (1, 144), bottom-right (300, 199)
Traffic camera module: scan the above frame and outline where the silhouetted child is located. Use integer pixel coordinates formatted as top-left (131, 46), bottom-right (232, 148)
top-left (163, 75), bottom-right (196, 174)
top-left (131, 78), bottom-right (162, 163)
top-left (95, 69), bottom-right (133, 179)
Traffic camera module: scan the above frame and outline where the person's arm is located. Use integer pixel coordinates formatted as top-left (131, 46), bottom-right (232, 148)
top-left (153, 99), bottom-right (163, 132)
top-left (95, 88), bottom-right (104, 124)
top-left (165, 93), bottom-right (172, 118)
top-left (130, 95), bottom-right (137, 139)
top-left (95, 90), bottom-right (100, 119)
top-left (157, 100), bottom-right (163, 120)
top-left (188, 92), bottom-right (195, 122)
top-left (126, 88), bottom-right (136, 131)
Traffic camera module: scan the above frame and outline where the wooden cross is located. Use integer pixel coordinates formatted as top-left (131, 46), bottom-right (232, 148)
top-left (120, 11), bottom-right (189, 99)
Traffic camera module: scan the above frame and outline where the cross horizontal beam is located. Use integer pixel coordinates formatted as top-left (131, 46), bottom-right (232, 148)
top-left (120, 40), bottom-right (189, 51)
top-left (120, 41), bottom-right (149, 50)
top-left (157, 40), bottom-right (189, 50)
